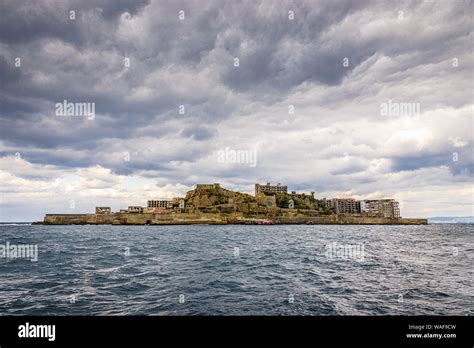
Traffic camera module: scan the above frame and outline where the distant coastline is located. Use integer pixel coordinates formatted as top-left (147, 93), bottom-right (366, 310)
top-left (428, 216), bottom-right (474, 224)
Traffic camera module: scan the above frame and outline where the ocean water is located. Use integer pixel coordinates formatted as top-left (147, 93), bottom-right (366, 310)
top-left (0, 224), bottom-right (472, 315)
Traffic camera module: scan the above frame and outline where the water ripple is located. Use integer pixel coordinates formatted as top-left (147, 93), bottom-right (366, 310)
top-left (0, 224), bottom-right (472, 315)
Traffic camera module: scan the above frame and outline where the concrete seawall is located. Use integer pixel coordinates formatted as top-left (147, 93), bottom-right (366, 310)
top-left (44, 213), bottom-right (227, 225)
top-left (273, 215), bottom-right (427, 225)
top-left (43, 213), bottom-right (427, 225)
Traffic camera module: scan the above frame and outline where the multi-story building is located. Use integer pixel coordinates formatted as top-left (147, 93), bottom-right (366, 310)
top-left (128, 206), bottom-right (144, 213)
top-left (255, 182), bottom-right (288, 196)
top-left (325, 198), bottom-right (361, 214)
top-left (95, 207), bottom-right (111, 214)
top-left (360, 199), bottom-right (400, 218)
top-left (147, 200), bottom-right (172, 209)
top-left (144, 207), bottom-right (167, 214)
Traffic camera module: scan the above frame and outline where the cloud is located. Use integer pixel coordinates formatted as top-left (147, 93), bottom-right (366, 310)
top-left (0, 0), bottom-right (472, 220)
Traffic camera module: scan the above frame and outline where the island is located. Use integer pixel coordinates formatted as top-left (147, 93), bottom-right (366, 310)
top-left (38, 182), bottom-right (427, 225)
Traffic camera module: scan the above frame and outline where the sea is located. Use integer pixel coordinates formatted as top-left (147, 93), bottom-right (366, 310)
top-left (0, 224), bottom-right (472, 315)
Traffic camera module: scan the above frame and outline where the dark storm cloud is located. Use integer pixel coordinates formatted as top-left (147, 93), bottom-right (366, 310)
top-left (208, 0), bottom-right (371, 91)
top-left (391, 148), bottom-right (474, 175)
top-left (0, 94), bottom-right (39, 118)
top-left (0, 55), bottom-right (22, 84)
top-left (0, 0), bottom-right (150, 44)
top-left (0, 0), bottom-right (472, 183)
top-left (181, 126), bottom-right (216, 141)
top-left (391, 155), bottom-right (451, 172)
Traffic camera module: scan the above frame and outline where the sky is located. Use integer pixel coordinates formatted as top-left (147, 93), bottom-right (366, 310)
top-left (0, 0), bottom-right (473, 221)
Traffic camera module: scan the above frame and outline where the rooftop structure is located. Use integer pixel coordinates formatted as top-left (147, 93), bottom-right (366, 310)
top-left (147, 200), bottom-right (172, 209)
top-left (360, 199), bottom-right (400, 218)
top-left (325, 198), bottom-right (361, 214)
top-left (95, 207), bottom-right (111, 214)
top-left (255, 182), bottom-right (288, 196)
top-left (128, 206), bottom-right (144, 213)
